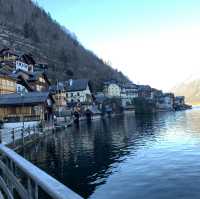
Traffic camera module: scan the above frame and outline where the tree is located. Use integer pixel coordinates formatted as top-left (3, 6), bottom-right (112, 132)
top-left (23, 22), bottom-right (40, 42)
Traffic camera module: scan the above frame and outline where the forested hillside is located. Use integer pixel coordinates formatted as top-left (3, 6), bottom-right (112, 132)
top-left (0, 0), bottom-right (129, 90)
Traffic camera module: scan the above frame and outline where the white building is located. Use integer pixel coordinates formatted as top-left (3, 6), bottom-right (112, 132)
top-left (16, 60), bottom-right (29, 72)
top-left (103, 81), bottom-right (121, 97)
top-left (156, 93), bottom-right (174, 111)
top-left (66, 79), bottom-right (92, 103)
top-left (123, 83), bottom-right (139, 99)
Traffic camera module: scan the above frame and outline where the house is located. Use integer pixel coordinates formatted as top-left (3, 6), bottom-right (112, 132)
top-left (0, 48), bottom-right (19, 63)
top-left (94, 92), bottom-right (108, 112)
top-left (50, 83), bottom-right (67, 113)
top-left (138, 85), bottom-right (152, 99)
top-left (156, 93), bottom-right (175, 111)
top-left (174, 96), bottom-right (188, 111)
top-left (121, 83), bottom-right (139, 99)
top-left (34, 63), bottom-right (48, 73)
top-left (66, 79), bottom-right (92, 104)
top-left (0, 49), bottom-right (36, 73)
top-left (27, 71), bottom-right (50, 91)
top-left (14, 70), bottom-right (50, 93)
top-left (0, 62), bottom-right (16, 74)
top-left (150, 88), bottom-right (163, 100)
top-left (21, 53), bottom-right (36, 72)
top-left (16, 60), bottom-right (29, 72)
top-left (174, 96), bottom-right (185, 106)
top-left (0, 92), bottom-right (54, 124)
top-left (0, 73), bottom-right (17, 94)
top-left (103, 80), bottom-right (121, 97)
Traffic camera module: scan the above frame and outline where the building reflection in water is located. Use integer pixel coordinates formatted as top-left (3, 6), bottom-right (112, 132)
top-left (20, 109), bottom-right (200, 199)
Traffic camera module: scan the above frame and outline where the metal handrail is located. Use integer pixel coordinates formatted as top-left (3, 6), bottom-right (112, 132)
top-left (0, 144), bottom-right (83, 199)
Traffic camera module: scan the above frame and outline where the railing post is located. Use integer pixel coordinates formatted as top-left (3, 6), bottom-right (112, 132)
top-left (34, 126), bottom-right (37, 141)
top-left (9, 160), bottom-right (14, 195)
top-left (12, 128), bottom-right (15, 145)
top-left (21, 128), bottom-right (24, 146)
top-left (28, 127), bottom-right (31, 137)
top-left (34, 183), bottom-right (38, 199)
top-left (28, 178), bottom-right (33, 199)
top-left (0, 129), bottom-right (2, 144)
top-left (0, 144), bottom-right (84, 199)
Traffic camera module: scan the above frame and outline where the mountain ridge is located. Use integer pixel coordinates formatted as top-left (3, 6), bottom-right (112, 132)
top-left (0, 0), bottom-right (130, 91)
top-left (171, 73), bottom-right (200, 105)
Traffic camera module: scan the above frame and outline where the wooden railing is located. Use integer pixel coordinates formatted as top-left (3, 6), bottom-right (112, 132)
top-left (1, 126), bottom-right (42, 146)
top-left (3, 115), bottom-right (41, 123)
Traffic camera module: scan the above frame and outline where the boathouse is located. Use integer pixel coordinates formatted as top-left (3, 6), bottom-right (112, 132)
top-left (0, 92), bottom-right (54, 123)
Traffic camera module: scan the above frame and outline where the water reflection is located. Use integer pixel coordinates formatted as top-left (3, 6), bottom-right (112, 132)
top-left (20, 109), bottom-right (200, 199)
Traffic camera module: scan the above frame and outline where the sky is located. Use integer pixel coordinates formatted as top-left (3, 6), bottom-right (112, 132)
top-left (35, 0), bottom-right (200, 91)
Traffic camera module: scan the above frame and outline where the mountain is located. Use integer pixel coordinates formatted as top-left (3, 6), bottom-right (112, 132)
top-left (0, 0), bottom-right (130, 91)
top-left (171, 74), bottom-right (200, 105)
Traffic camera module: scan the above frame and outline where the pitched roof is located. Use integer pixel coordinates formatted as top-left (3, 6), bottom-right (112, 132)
top-left (138, 85), bottom-right (151, 91)
top-left (49, 83), bottom-right (65, 94)
top-left (0, 92), bottom-right (52, 107)
top-left (14, 70), bottom-right (50, 85)
top-left (122, 83), bottom-right (138, 89)
top-left (0, 72), bottom-right (18, 81)
top-left (28, 71), bottom-right (51, 85)
top-left (104, 80), bottom-right (119, 85)
top-left (66, 79), bottom-right (90, 92)
top-left (0, 48), bottom-right (19, 57)
top-left (21, 54), bottom-right (36, 65)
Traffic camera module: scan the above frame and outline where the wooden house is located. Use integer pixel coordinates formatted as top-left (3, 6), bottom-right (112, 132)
top-left (0, 73), bottom-right (17, 94)
top-left (50, 83), bottom-right (67, 113)
top-left (0, 92), bottom-right (54, 123)
top-left (14, 70), bottom-right (50, 93)
top-left (28, 71), bottom-right (50, 91)
top-left (0, 48), bottom-right (19, 62)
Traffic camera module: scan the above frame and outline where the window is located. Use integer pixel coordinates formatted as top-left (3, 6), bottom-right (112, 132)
top-left (77, 92), bottom-right (80, 96)
top-left (71, 93), bottom-right (73, 97)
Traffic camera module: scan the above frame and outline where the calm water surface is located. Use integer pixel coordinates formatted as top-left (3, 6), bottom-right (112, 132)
top-left (20, 108), bottom-right (200, 199)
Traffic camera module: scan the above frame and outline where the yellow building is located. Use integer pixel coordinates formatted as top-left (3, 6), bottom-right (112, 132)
top-left (50, 84), bottom-right (67, 113)
top-left (0, 92), bottom-right (54, 122)
top-left (0, 74), bottom-right (17, 94)
top-left (0, 48), bottom-right (18, 62)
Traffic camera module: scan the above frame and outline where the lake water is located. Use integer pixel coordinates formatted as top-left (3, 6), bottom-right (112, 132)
top-left (20, 108), bottom-right (200, 199)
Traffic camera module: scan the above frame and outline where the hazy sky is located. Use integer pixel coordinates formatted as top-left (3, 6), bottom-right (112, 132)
top-left (35, 0), bottom-right (200, 91)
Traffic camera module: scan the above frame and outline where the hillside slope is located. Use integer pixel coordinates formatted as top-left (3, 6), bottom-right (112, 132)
top-left (0, 0), bottom-right (129, 91)
top-left (171, 74), bottom-right (200, 105)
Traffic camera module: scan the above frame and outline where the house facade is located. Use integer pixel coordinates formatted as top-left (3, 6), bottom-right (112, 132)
top-left (0, 48), bottom-right (19, 63)
top-left (0, 92), bottom-right (54, 123)
top-left (0, 74), bottom-right (17, 94)
top-left (174, 96), bottom-right (185, 106)
top-left (138, 85), bottom-right (152, 98)
top-left (156, 93), bottom-right (175, 111)
top-left (103, 81), bottom-right (121, 97)
top-left (50, 83), bottom-right (67, 113)
top-left (122, 83), bottom-right (139, 99)
top-left (66, 79), bottom-right (92, 104)
top-left (14, 70), bottom-right (50, 93)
